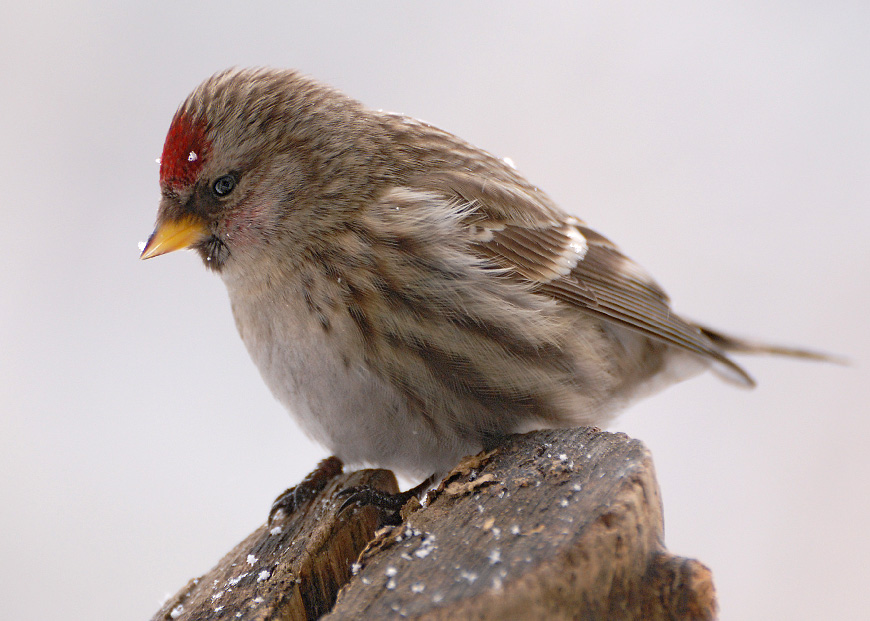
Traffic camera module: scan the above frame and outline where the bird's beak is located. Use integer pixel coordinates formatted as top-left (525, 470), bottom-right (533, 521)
top-left (140, 215), bottom-right (209, 260)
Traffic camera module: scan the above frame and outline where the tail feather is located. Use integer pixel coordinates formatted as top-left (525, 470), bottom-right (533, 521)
top-left (696, 324), bottom-right (846, 364)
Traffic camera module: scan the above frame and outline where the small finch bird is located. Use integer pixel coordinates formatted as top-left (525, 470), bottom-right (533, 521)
top-left (142, 67), bottom-right (828, 480)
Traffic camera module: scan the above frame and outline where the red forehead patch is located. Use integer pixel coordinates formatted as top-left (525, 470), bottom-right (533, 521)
top-left (159, 113), bottom-right (211, 188)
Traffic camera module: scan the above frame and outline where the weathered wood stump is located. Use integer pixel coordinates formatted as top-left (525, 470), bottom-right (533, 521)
top-left (151, 428), bottom-right (717, 620)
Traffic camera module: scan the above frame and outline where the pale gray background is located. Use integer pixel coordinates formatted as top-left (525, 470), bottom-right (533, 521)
top-left (2, 2), bottom-right (867, 620)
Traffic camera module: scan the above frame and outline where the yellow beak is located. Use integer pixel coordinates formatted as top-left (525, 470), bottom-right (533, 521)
top-left (140, 216), bottom-right (209, 260)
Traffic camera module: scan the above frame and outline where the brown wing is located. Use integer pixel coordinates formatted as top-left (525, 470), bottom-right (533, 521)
top-left (412, 167), bottom-right (753, 385)
top-left (475, 218), bottom-right (754, 386)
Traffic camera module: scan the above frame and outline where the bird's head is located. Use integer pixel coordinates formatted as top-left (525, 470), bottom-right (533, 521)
top-left (141, 67), bottom-right (374, 273)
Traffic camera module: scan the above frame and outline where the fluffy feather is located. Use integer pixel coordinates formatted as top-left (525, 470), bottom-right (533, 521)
top-left (144, 67), bottom-right (833, 477)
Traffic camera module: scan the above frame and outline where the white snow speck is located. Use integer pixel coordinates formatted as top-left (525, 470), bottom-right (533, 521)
top-left (572, 483), bottom-right (583, 492)
top-left (510, 524), bottom-right (521, 536)
top-left (214, 606), bottom-right (223, 613)
top-left (385, 566), bottom-right (398, 577)
top-left (414, 535), bottom-right (436, 558)
top-left (246, 554), bottom-right (257, 566)
top-left (253, 597), bottom-right (264, 604)
top-left (351, 562), bottom-right (362, 575)
top-left (211, 591), bottom-right (224, 601)
top-left (410, 582), bottom-right (425, 593)
top-left (502, 157), bottom-right (516, 169)
top-left (257, 570), bottom-right (271, 582)
top-left (170, 605), bottom-right (184, 619)
top-left (187, 151), bottom-right (198, 162)
top-left (269, 526), bottom-right (283, 536)
top-left (459, 570), bottom-right (478, 583)
top-left (386, 578), bottom-right (396, 590)
top-left (560, 498), bottom-right (569, 507)
top-left (227, 573), bottom-right (247, 586)
top-left (488, 548), bottom-right (501, 564)
top-left (155, 157), bottom-right (161, 165)
top-left (137, 240), bottom-right (147, 252)
top-left (361, 577), bottom-right (371, 585)
top-left (559, 453), bottom-right (568, 462)
top-left (492, 576), bottom-right (503, 591)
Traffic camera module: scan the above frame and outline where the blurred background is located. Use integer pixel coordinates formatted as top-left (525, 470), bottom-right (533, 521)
top-left (2, 2), bottom-right (867, 619)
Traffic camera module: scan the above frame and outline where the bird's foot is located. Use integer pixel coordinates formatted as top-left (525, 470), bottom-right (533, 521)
top-left (337, 472), bottom-right (438, 526)
top-left (268, 456), bottom-right (344, 523)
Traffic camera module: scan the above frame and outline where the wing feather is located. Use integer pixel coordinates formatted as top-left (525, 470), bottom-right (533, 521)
top-left (414, 169), bottom-right (753, 384)
top-left (491, 223), bottom-right (751, 380)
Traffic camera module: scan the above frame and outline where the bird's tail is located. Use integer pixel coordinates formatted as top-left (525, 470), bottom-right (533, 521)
top-left (696, 324), bottom-right (844, 363)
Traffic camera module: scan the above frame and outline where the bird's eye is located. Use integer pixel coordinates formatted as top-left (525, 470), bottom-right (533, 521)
top-left (213, 174), bottom-right (236, 197)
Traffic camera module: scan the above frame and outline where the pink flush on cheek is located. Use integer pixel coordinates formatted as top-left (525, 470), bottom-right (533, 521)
top-left (160, 113), bottom-right (211, 188)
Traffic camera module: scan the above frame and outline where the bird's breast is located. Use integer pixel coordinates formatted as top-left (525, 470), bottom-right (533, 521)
top-left (222, 269), bottom-right (477, 478)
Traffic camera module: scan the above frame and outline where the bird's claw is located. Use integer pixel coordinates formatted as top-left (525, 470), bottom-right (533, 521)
top-left (268, 456), bottom-right (344, 523)
top-left (336, 472), bottom-right (439, 526)
top-left (336, 485), bottom-right (415, 526)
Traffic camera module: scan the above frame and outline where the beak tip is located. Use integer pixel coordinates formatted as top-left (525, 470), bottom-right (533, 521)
top-left (139, 216), bottom-right (208, 261)
top-left (139, 244), bottom-right (165, 261)
top-left (138, 237), bottom-right (158, 260)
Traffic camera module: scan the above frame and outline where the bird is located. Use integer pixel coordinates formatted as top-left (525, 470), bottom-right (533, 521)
top-left (141, 67), bottom-right (830, 481)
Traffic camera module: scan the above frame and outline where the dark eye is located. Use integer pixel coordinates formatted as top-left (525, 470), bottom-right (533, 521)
top-left (213, 174), bottom-right (236, 197)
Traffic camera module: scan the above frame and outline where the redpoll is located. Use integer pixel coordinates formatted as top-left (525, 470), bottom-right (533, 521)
top-left (142, 68), bottom-right (828, 479)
